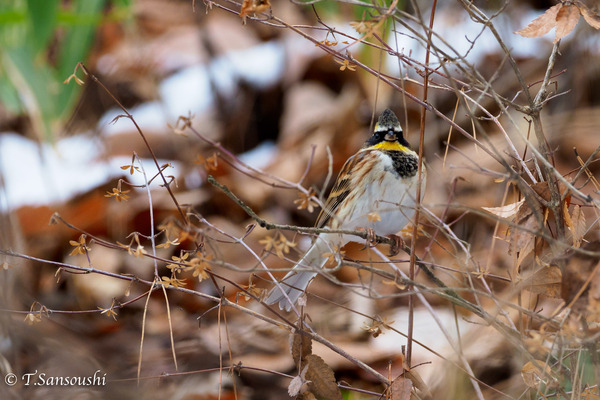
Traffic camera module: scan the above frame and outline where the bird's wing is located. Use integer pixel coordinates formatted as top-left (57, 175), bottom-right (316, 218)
top-left (315, 150), bottom-right (369, 228)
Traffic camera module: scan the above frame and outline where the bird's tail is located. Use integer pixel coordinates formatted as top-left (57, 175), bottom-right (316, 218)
top-left (264, 237), bottom-right (332, 311)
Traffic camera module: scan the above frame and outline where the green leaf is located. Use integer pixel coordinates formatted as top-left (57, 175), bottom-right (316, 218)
top-left (0, 4), bottom-right (27, 50)
top-left (0, 74), bottom-right (23, 113)
top-left (26, 0), bottom-right (59, 53)
top-left (3, 47), bottom-right (58, 140)
top-left (0, 9), bottom-right (26, 25)
top-left (57, 0), bottom-right (106, 119)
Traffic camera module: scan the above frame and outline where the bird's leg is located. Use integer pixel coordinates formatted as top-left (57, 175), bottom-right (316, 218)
top-left (387, 234), bottom-right (404, 256)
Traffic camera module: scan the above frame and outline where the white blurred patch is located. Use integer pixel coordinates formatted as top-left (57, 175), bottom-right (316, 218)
top-left (0, 133), bottom-right (178, 211)
top-left (238, 141), bottom-right (277, 170)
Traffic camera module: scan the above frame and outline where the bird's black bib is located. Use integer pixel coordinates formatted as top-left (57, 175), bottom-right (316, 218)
top-left (385, 150), bottom-right (419, 178)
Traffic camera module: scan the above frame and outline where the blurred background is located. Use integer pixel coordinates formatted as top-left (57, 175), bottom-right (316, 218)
top-left (1, 0), bottom-right (600, 398)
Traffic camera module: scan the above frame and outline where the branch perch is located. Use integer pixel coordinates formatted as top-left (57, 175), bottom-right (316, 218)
top-left (207, 176), bottom-right (463, 305)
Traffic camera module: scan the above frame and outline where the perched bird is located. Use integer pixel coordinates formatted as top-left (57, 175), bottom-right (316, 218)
top-left (265, 109), bottom-right (425, 311)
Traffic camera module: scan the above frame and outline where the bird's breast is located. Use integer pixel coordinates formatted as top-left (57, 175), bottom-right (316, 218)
top-left (335, 150), bottom-right (424, 236)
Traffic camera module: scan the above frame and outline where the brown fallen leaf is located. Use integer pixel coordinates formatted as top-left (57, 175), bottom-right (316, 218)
top-left (519, 264), bottom-right (562, 298)
top-left (390, 376), bottom-right (413, 400)
top-left (564, 204), bottom-right (586, 248)
top-left (509, 195), bottom-right (542, 272)
top-left (291, 332), bottom-right (312, 365)
top-left (304, 354), bottom-right (343, 400)
top-left (531, 180), bottom-right (569, 204)
top-left (509, 181), bottom-right (571, 268)
top-left (516, 4), bottom-right (562, 39)
top-left (579, 3), bottom-right (600, 28)
top-left (482, 198), bottom-right (524, 220)
top-left (516, 2), bottom-right (600, 43)
top-left (521, 360), bottom-right (554, 388)
top-left (555, 4), bottom-right (581, 43)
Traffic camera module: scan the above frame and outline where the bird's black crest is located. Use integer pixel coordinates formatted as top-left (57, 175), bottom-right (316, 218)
top-left (365, 109), bottom-right (410, 148)
top-left (375, 109), bottom-right (401, 132)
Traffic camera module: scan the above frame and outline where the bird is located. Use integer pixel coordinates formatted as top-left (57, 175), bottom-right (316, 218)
top-left (264, 108), bottom-right (425, 311)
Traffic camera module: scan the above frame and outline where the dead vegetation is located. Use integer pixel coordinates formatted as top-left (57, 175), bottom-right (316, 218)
top-left (2, 0), bottom-right (600, 399)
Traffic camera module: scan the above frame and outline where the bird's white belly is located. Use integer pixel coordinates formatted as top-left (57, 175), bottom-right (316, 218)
top-left (343, 154), bottom-right (424, 237)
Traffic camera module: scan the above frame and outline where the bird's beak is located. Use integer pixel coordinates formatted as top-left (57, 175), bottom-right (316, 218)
top-left (384, 131), bottom-right (397, 141)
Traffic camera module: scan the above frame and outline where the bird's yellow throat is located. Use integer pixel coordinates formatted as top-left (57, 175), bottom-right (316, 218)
top-left (368, 141), bottom-right (409, 152)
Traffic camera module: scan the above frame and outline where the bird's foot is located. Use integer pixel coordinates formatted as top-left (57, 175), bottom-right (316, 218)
top-left (357, 227), bottom-right (378, 250)
top-left (387, 234), bottom-right (404, 256)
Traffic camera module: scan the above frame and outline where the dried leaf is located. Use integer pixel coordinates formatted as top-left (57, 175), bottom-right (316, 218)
top-left (482, 199), bottom-right (524, 219)
top-left (290, 332), bottom-right (312, 365)
top-left (507, 183), bottom-right (565, 266)
top-left (520, 265), bottom-right (562, 297)
top-left (515, 236), bottom-right (536, 271)
top-left (521, 360), bottom-right (553, 388)
top-left (516, 4), bottom-right (562, 38)
top-left (578, 1), bottom-right (600, 29)
top-left (531, 181), bottom-right (568, 203)
top-left (568, 205), bottom-right (586, 248)
top-left (288, 364), bottom-right (310, 397)
top-left (509, 198), bottom-right (541, 264)
top-left (304, 354), bottom-right (342, 400)
top-left (554, 4), bottom-right (581, 43)
top-left (563, 202), bottom-right (574, 237)
top-left (390, 376), bottom-right (412, 400)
